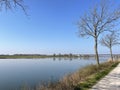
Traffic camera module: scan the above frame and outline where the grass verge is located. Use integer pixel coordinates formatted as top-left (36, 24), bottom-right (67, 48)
top-left (21, 61), bottom-right (119, 90)
top-left (75, 61), bottom-right (119, 90)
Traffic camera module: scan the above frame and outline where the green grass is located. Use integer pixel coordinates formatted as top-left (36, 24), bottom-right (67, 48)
top-left (75, 62), bottom-right (119, 90)
top-left (19, 61), bottom-right (119, 90)
top-left (32, 61), bottom-right (119, 90)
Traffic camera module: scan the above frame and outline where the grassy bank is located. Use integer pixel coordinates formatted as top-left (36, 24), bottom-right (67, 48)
top-left (23, 61), bottom-right (119, 90)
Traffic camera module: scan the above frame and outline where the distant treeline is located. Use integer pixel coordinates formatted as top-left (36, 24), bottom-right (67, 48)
top-left (0, 54), bottom-right (119, 59)
top-left (0, 54), bottom-right (91, 59)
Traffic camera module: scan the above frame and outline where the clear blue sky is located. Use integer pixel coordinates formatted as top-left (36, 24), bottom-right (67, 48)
top-left (0, 0), bottom-right (120, 54)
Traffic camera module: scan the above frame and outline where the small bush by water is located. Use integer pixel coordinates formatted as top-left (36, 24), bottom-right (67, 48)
top-left (21, 61), bottom-right (119, 90)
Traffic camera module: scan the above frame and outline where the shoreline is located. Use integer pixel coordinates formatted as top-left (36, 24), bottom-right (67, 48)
top-left (22, 61), bottom-right (119, 90)
top-left (91, 63), bottom-right (120, 90)
top-left (0, 54), bottom-right (119, 59)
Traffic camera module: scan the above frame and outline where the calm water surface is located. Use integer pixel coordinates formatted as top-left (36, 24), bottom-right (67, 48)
top-left (0, 57), bottom-right (108, 90)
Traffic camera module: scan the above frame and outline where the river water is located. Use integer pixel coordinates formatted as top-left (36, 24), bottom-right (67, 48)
top-left (0, 57), bottom-right (108, 90)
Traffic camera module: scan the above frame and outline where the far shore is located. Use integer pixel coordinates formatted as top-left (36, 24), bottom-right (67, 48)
top-left (0, 54), bottom-right (90, 59)
top-left (0, 54), bottom-right (119, 59)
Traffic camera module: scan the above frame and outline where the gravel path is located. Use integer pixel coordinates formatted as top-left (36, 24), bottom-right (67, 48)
top-left (91, 63), bottom-right (120, 90)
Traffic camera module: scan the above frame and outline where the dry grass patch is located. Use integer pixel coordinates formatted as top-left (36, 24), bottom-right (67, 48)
top-left (21, 61), bottom-right (119, 90)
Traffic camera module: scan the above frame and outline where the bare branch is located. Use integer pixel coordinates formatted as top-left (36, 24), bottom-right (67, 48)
top-left (100, 31), bottom-right (120, 61)
top-left (0, 0), bottom-right (27, 15)
top-left (100, 31), bottom-right (120, 48)
top-left (77, 0), bottom-right (120, 38)
top-left (77, 0), bottom-right (120, 65)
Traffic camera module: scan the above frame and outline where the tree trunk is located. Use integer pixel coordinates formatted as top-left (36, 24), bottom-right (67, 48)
top-left (94, 38), bottom-right (100, 66)
top-left (110, 47), bottom-right (113, 61)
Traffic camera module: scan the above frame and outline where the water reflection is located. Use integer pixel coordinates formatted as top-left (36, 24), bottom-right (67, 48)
top-left (52, 56), bottom-right (95, 61)
top-left (0, 57), bottom-right (107, 90)
top-left (52, 55), bottom-right (110, 61)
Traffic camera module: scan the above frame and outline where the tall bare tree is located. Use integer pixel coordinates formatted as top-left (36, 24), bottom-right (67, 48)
top-left (0, 0), bottom-right (27, 14)
top-left (100, 31), bottom-right (120, 61)
top-left (77, 0), bottom-right (120, 65)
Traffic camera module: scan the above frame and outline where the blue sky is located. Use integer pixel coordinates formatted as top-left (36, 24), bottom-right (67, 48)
top-left (0, 0), bottom-right (120, 54)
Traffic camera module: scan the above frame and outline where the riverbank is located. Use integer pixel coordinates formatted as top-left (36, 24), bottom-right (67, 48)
top-left (21, 61), bottom-right (119, 90)
top-left (91, 63), bottom-right (120, 90)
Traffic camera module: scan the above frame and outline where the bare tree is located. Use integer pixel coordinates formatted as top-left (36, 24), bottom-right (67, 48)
top-left (100, 31), bottom-right (120, 61)
top-left (77, 0), bottom-right (120, 65)
top-left (0, 0), bottom-right (27, 15)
